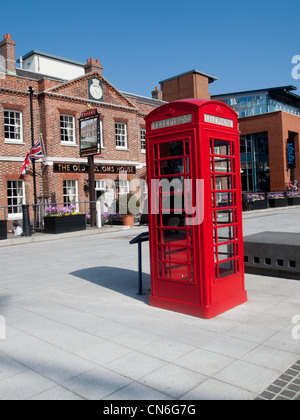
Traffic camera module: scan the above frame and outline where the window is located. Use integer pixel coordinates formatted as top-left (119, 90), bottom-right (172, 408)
top-left (63, 180), bottom-right (78, 210)
top-left (141, 129), bottom-right (146, 152)
top-left (60, 115), bottom-right (76, 144)
top-left (119, 179), bottom-right (130, 195)
top-left (115, 123), bottom-right (127, 149)
top-left (4, 110), bottom-right (23, 142)
top-left (7, 180), bottom-right (25, 218)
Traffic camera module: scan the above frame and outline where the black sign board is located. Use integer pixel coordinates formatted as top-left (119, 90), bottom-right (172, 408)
top-left (287, 137), bottom-right (296, 169)
top-left (53, 163), bottom-right (136, 174)
top-left (79, 110), bottom-right (101, 157)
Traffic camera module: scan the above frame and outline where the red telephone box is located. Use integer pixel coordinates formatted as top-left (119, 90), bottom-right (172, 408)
top-left (145, 99), bottom-right (247, 319)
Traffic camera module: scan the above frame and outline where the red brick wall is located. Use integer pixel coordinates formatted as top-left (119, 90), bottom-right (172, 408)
top-left (239, 111), bottom-right (300, 191)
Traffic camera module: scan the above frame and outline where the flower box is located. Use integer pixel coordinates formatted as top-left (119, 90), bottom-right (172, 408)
top-left (244, 194), bottom-right (268, 210)
top-left (0, 220), bottom-right (7, 240)
top-left (287, 197), bottom-right (300, 206)
top-left (44, 214), bottom-right (86, 234)
top-left (252, 199), bottom-right (268, 210)
top-left (267, 193), bottom-right (288, 208)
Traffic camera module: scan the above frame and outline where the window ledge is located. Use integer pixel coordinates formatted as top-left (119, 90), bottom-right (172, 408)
top-left (4, 140), bottom-right (25, 145)
top-left (61, 142), bottom-right (77, 147)
top-left (116, 147), bottom-right (130, 151)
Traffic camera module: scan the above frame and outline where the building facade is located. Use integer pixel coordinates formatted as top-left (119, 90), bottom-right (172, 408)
top-left (156, 70), bottom-right (300, 193)
top-left (0, 34), bottom-right (164, 226)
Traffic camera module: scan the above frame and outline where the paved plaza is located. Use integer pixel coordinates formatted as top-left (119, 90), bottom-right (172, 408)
top-left (0, 207), bottom-right (300, 400)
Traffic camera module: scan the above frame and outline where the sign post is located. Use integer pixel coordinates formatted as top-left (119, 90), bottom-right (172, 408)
top-left (79, 109), bottom-right (101, 226)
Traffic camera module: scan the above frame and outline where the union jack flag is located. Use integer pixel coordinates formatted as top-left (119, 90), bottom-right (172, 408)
top-left (21, 139), bottom-right (44, 177)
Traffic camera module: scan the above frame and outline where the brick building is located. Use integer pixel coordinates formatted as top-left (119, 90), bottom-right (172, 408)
top-left (0, 34), bottom-right (164, 225)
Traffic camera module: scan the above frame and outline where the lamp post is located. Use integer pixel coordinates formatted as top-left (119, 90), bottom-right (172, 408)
top-left (28, 86), bottom-right (37, 206)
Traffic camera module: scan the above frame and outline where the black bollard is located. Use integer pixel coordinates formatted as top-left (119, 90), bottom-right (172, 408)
top-left (22, 205), bottom-right (32, 237)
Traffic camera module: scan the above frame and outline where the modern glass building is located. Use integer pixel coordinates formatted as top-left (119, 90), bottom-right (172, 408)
top-left (213, 86), bottom-right (300, 118)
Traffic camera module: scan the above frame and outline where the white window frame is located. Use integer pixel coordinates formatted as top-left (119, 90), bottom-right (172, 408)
top-left (141, 128), bottom-right (146, 153)
top-left (115, 123), bottom-right (128, 149)
top-left (60, 114), bottom-right (76, 145)
top-left (100, 119), bottom-right (104, 148)
top-left (119, 179), bottom-right (130, 195)
top-left (63, 180), bottom-right (79, 211)
top-left (7, 180), bottom-right (26, 219)
top-left (4, 110), bottom-right (23, 143)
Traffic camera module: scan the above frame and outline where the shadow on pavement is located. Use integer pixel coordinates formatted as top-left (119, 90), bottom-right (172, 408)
top-left (70, 266), bottom-right (151, 302)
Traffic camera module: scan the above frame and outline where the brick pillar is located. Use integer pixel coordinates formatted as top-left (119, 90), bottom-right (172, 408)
top-left (84, 58), bottom-right (103, 75)
top-left (0, 33), bottom-right (16, 75)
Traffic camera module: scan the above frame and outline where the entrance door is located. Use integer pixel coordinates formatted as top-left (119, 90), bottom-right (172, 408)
top-left (149, 132), bottom-right (201, 304)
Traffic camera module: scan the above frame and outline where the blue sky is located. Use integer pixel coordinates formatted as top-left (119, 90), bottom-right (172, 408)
top-left (2, 0), bottom-right (300, 97)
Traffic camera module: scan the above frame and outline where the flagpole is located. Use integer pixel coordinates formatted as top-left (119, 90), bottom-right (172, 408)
top-left (28, 86), bottom-right (37, 207)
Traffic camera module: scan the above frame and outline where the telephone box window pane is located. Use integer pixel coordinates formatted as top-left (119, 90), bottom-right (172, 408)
top-left (214, 140), bottom-right (231, 156)
top-left (214, 209), bottom-right (234, 225)
top-left (161, 193), bottom-right (184, 213)
top-left (215, 226), bottom-right (234, 244)
top-left (214, 157), bottom-right (232, 173)
top-left (185, 139), bottom-right (189, 155)
top-left (185, 157), bottom-right (190, 174)
top-left (159, 141), bottom-right (184, 158)
top-left (159, 213), bottom-right (186, 228)
top-left (212, 193), bottom-right (215, 208)
top-left (215, 175), bottom-right (232, 190)
top-left (217, 243), bottom-right (235, 261)
top-left (162, 227), bottom-right (187, 243)
top-left (218, 260), bottom-right (235, 279)
top-left (160, 158), bottom-right (185, 175)
top-left (163, 262), bottom-right (190, 281)
top-left (158, 262), bottom-right (163, 277)
top-left (161, 245), bottom-right (192, 264)
top-left (217, 192), bottom-right (233, 207)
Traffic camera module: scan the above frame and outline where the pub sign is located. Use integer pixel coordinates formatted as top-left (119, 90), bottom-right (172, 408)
top-left (79, 109), bottom-right (101, 157)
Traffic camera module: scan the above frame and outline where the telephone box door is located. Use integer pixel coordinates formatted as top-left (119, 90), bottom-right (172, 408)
top-left (148, 131), bottom-right (202, 305)
top-left (206, 130), bottom-right (245, 304)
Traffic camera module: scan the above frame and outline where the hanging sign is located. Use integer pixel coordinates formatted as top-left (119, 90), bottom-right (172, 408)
top-left (79, 110), bottom-right (101, 157)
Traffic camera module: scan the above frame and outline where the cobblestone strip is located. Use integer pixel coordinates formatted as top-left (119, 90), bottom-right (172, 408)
top-left (255, 360), bottom-right (300, 400)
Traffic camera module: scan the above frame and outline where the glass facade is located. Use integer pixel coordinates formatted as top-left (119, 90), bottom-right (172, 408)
top-left (240, 132), bottom-right (270, 192)
top-left (222, 94), bottom-right (300, 118)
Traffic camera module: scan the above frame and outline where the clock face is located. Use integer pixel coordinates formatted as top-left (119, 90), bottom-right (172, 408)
top-left (89, 78), bottom-right (103, 101)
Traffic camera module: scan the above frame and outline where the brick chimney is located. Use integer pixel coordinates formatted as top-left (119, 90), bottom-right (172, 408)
top-left (152, 86), bottom-right (163, 101)
top-left (84, 58), bottom-right (103, 75)
top-left (159, 70), bottom-right (217, 102)
top-left (0, 33), bottom-right (16, 75)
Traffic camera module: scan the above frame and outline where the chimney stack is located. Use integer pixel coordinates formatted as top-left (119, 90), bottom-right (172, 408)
top-left (84, 57), bottom-right (103, 75)
top-left (152, 86), bottom-right (163, 101)
top-left (0, 33), bottom-right (16, 75)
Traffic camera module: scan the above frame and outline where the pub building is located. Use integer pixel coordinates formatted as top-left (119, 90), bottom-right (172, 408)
top-left (1, 33), bottom-right (300, 230)
top-left (0, 33), bottom-right (165, 228)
